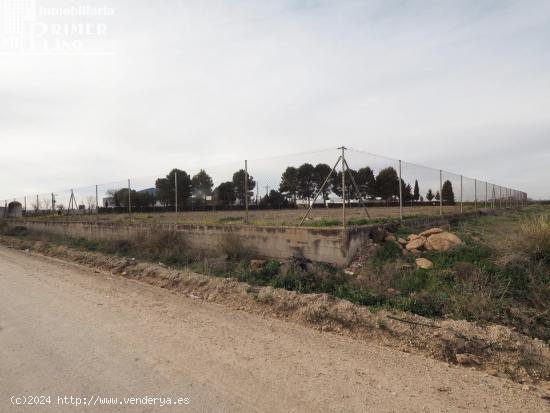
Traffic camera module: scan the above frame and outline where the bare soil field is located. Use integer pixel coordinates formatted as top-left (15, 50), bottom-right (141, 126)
top-left (27, 204), bottom-right (481, 226)
top-left (1, 245), bottom-right (548, 412)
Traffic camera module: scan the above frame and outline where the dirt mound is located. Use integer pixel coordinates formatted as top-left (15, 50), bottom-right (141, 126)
top-left (1, 235), bottom-right (548, 386)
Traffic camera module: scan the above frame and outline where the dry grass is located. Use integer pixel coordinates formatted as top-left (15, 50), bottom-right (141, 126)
top-left (518, 213), bottom-right (550, 262)
top-left (25, 204), bottom-right (479, 227)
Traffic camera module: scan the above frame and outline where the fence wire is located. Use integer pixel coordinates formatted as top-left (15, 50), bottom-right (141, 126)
top-left (1, 147), bottom-right (527, 227)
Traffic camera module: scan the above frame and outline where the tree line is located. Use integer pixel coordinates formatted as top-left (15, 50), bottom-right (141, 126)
top-left (107, 164), bottom-right (455, 209)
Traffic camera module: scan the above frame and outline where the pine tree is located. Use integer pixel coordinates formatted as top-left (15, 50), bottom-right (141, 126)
top-left (441, 180), bottom-right (455, 205)
top-left (426, 189), bottom-right (434, 201)
top-left (413, 180), bottom-right (420, 201)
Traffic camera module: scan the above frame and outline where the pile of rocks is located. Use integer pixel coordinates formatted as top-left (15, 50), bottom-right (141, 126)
top-left (398, 228), bottom-right (462, 254)
top-left (391, 228), bottom-right (463, 270)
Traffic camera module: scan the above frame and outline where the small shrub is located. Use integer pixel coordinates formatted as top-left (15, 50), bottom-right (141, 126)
top-left (260, 260), bottom-right (281, 277)
top-left (374, 241), bottom-right (402, 263)
top-left (394, 290), bottom-right (446, 317)
top-left (377, 319), bottom-right (388, 330)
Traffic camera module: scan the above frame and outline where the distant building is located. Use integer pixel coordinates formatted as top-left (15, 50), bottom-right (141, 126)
top-left (103, 197), bottom-right (116, 207)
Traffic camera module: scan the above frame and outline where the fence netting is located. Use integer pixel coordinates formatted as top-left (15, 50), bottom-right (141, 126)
top-left (1, 147), bottom-right (527, 227)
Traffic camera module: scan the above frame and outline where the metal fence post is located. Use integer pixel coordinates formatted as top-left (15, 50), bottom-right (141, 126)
top-left (245, 160), bottom-right (249, 223)
top-left (175, 171), bottom-right (178, 222)
top-left (95, 185), bottom-right (99, 214)
top-left (485, 182), bottom-right (488, 209)
top-left (341, 147), bottom-right (347, 228)
top-left (442, 169), bottom-right (443, 215)
top-left (398, 160), bottom-right (403, 221)
top-left (128, 179), bottom-right (131, 214)
top-left (474, 179), bottom-right (477, 211)
top-left (499, 187), bottom-right (502, 209)
top-left (51, 193), bottom-right (55, 215)
top-left (460, 175), bottom-right (463, 213)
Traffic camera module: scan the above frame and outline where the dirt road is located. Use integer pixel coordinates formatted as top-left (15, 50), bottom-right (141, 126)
top-left (0, 246), bottom-right (547, 412)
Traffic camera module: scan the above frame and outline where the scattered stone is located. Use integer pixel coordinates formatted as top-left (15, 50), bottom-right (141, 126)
top-left (425, 232), bottom-right (462, 252)
top-left (455, 353), bottom-right (481, 366)
top-left (419, 228), bottom-right (444, 237)
top-left (344, 269), bottom-right (355, 276)
top-left (408, 234), bottom-right (422, 241)
top-left (410, 249), bottom-right (421, 255)
top-left (406, 236), bottom-right (426, 250)
top-left (398, 237), bottom-right (407, 245)
top-left (415, 258), bottom-right (434, 270)
top-left (384, 233), bottom-right (397, 242)
top-left (250, 259), bottom-right (267, 271)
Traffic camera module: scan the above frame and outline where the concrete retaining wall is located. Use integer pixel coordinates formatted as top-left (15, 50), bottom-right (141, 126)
top-left (15, 220), bottom-right (356, 266)
top-left (9, 211), bottom-right (488, 267)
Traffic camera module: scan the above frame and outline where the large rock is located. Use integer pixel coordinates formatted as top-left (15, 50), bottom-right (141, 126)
top-left (406, 236), bottom-right (426, 251)
top-left (415, 258), bottom-right (434, 270)
top-left (425, 232), bottom-right (462, 252)
top-left (419, 227), bottom-right (444, 237)
top-left (407, 234), bottom-right (422, 241)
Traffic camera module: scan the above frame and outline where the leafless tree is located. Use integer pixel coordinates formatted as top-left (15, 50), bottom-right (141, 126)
top-left (86, 196), bottom-right (96, 212)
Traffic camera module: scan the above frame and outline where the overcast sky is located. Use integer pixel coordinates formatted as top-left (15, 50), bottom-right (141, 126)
top-left (1, 0), bottom-right (549, 200)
